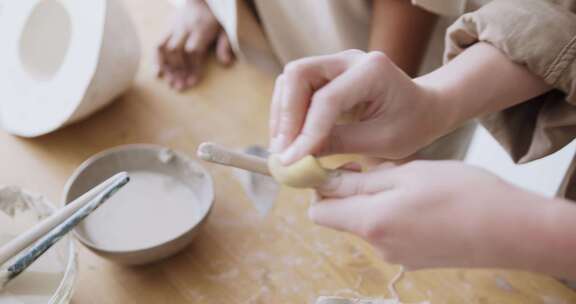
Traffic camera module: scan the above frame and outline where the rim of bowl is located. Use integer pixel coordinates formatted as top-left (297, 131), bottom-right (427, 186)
top-left (61, 144), bottom-right (215, 254)
top-left (49, 235), bottom-right (77, 304)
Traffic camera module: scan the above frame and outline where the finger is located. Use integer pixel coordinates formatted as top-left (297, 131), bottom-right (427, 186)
top-left (167, 69), bottom-right (187, 90)
top-left (308, 194), bottom-right (389, 235)
top-left (183, 33), bottom-right (203, 72)
top-left (157, 63), bottom-right (166, 79)
top-left (316, 164), bottom-right (397, 198)
top-left (184, 32), bottom-right (202, 54)
top-left (168, 74), bottom-right (178, 89)
top-left (176, 68), bottom-right (193, 91)
top-left (180, 32), bottom-right (211, 89)
top-left (369, 161), bottom-right (397, 171)
top-left (313, 162), bottom-right (362, 200)
top-left (185, 74), bottom-right (200, 88)
top-left (175, 77), bottom-right (187, 91)
top-left (180, 54), bottom-right (200, 90)
top-left (308, 196), bottom-right (363, 233)
top-left (279, 56), bottom-right (385, 163)
top-left (156, 34), bottom-right (172, 78)
top-left (167, 30), bottom-right (188, 51)
top-left (216, 31), bottom-right (234, 66)
top-left (185, 27), bottom-right (217, 56)
top-left (269, 75), bottom-right (286, 152)
top-left (163, 49), bottom-right (188, 78)
top-left (274, 51), bottom-right (364, 158)
top-left (337, 162), bottom-right (363, 172)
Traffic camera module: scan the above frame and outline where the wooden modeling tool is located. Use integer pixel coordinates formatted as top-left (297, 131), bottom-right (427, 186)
top-left (197, 142), bottom-right (270, 176)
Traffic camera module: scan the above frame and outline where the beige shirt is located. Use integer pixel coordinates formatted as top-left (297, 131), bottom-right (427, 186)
top-left (444, 0), bottom-right (576, 198)
top-left (206, 0), bottom-right (465, 75)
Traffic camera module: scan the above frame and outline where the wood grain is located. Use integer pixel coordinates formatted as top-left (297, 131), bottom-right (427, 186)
top-left (0, 0), bottom-right (575, 303)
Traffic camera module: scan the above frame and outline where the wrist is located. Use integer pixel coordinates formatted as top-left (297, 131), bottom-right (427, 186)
top-left (412, 75), bottom-right (461, 135)
top-left (414, 43), bottom-right (551, 133)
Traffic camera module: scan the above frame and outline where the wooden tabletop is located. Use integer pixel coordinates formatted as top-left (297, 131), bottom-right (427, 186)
top-left (1, 0), bottom-right (576, 303)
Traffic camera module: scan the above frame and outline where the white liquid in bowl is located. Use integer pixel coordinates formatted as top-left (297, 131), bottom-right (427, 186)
top-left (77, 170), bottom-right (202, 251)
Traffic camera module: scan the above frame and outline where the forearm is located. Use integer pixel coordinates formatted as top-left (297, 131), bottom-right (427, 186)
top-left (369, 0), bottom-right (437, 77)
top-left (415, 42), bottom-right (551, 130)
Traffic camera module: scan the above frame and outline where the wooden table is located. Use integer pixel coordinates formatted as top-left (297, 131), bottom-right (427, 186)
top-left (1, 1), bottom-right (576, 303)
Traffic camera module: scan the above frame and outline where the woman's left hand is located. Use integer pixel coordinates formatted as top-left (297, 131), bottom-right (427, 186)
top-left (311, 161), bottom-right (552, 270)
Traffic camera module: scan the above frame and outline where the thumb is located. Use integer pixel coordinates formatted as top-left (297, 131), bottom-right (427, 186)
top-left (317, 162), bottom-right (397, 198)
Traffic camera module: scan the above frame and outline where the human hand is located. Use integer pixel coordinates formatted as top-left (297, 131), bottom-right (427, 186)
top-left (268, 50), bottom-right (452, 164)
top-left (157, 0), bottom-right (234, 91)
top-left (269, 44), bottom-right (551, 166)
top-left (310, 161), bottom-right (554, 271)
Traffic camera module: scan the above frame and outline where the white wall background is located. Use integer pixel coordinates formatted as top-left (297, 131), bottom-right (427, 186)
top-left (465, 125), bottom-right (576, 197)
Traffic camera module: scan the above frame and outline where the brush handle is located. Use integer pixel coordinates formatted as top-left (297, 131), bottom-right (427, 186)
top-left (197, 142), bottom-right (270, 176)
top-left (0, 172), bottom-right (128, 266)
top-left (2, 174), bottom-right (130, 285)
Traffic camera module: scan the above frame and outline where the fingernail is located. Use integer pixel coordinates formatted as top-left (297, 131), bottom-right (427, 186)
top-left (317, 172), bottom-right (341, 193)
top-left (269, 136), bottom-right (279, 153)
top-left (279, 145), bottom-right (296, 164)
top-left (270, 134), bottom-right (287, 153)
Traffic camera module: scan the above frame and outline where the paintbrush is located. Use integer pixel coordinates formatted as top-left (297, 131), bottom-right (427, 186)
top-left (0, 172), bottom-right (129, 266)
top-left (197, 142), bottom-right (270, 175)
top-left (0, 172), bottom-right (129, 288)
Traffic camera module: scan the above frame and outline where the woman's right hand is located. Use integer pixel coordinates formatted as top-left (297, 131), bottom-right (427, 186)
top-left (269, 44), bottom-right (552, 165)
top-left (157, 0), bottom-right (234, 91)
top-left (269, 50), bottom-right (452, 165)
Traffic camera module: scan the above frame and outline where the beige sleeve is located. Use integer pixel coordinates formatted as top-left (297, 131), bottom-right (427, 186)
top-left (444, 0), bottom-right (576, 163)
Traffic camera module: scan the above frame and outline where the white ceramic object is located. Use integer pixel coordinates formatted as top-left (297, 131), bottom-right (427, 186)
top-left (0, 0), bottom-right (140, 137)
top-left (63, 145), bottom-right (214, 265)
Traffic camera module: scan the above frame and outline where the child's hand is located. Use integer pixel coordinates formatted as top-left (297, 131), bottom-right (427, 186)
top-left (268, 50), bottom-right (451, 164)
top-left (157, 0), bottom-right (234, 91)
top-left (310, 161), bottom-right (552, 271)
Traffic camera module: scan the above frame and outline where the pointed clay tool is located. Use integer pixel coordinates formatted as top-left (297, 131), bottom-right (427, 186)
top-left (232, 146), bottom-right (279, 216)
top-left (197, 142), bottom-right (279, 216)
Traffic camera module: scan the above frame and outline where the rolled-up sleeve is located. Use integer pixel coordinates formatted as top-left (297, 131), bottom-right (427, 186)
top-left (444, 0), bottom-right (576, 163)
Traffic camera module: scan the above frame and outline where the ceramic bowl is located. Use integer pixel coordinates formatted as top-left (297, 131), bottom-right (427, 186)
top-left (63, 144), bottom-right (214, 265)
